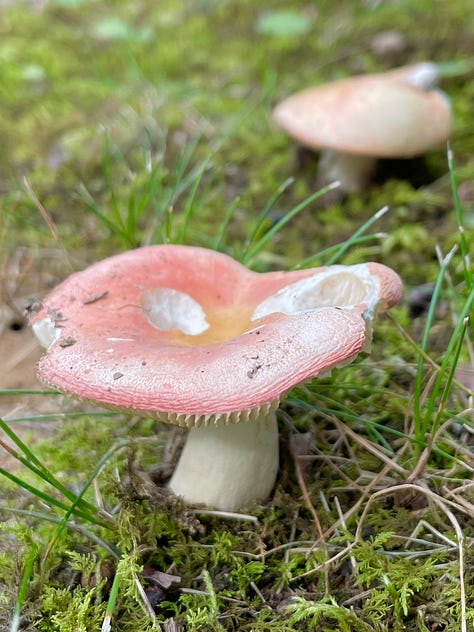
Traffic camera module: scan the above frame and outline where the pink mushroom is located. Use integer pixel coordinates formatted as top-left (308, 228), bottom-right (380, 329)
top-left (29, 245), bottom-right (403, 511)
top-left (273, 61), bottom-right (452, 193)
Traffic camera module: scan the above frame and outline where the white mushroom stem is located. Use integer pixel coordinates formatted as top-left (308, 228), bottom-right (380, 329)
top-left (168, 412), bottom-right (279, 511)
top-left (317, 149), bottom-right (378, 193)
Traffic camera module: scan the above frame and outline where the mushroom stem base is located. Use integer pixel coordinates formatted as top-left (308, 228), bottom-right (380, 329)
top-left (168, 412), bottom-right (279, 511)
top-left (318, 150), bottom-right (377, 193)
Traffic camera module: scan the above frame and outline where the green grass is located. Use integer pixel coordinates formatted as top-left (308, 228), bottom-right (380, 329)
top-left (1, 0), bottom-right (474, 630)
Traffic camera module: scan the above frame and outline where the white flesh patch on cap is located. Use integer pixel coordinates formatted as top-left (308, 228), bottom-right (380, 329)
top-left (434, 88), bottom-right (452, 111)
top-left (140, 288), bottom-right (209, 336)
top-left (403, 62), bottom-right (438, 90)
top-left (32, 317), bottom-right (61, 349)
top-left (251, 264), bottom-right (380, 320)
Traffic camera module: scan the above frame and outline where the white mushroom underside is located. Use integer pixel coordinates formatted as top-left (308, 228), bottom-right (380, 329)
top-left (156, 400), bottom-right (278, 429)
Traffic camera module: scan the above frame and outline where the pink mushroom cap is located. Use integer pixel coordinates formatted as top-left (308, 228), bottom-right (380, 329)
top-left (29, 245), bottom-right (403, 426)
top-left (273, 64), bottom-right (452, 157)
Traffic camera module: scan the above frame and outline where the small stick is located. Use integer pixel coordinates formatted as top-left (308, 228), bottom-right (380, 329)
top-left (23, 176), bottom-right (74, 273)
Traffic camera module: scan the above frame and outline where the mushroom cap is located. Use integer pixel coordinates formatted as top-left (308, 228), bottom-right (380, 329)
top-left (273, 63), bottom-right (452, 157)
top-left (29, 245), bottom-right (402, 426)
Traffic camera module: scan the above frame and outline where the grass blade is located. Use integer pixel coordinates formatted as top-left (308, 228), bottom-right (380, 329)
top-left (325, 205), bottom-right (389, 265)
top-left (242, 181), bottom-right (340, 265)
top-left (0, 467), bottom-right (104, 526)
top-left (0, 506), bottom-right (119, 557)
top-left (101, 563), bottom-right (121, 632)
top-left (0, 389), bottom-right (59, 396)
top-left (293, 233), bottom-right (386, 269)
top-left (212, 195), bottom-right (241, 252)
top-left (42, 439), bottom-right (132, 560)
top-left (174, 156), bottom-right (211, 244)
top-left (432, 317), bottom-right (469, 431)
top-left (10, 543), bottom-right (37, 632)
top-left (0, 417), bottom-right (99, 518)
top-left (421, 285), bottom-right (474, 437)
top-left (240, 176), bottom-right (294, 262)
top-left (413, 246), bottom-right (457, 439)
top-left (447, 145), bottom-right (472, 291)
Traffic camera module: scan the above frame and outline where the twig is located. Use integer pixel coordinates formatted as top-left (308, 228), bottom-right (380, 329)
top-left (191, 509), bottom-right (258, 522)
top-left (22, 176), bottom-right (74, 273)
top-left (289, 433), bottom-right (330, 594)
top-left (330, 417), bottom-right (409, 476)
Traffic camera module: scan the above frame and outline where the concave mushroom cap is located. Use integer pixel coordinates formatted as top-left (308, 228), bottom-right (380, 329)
top-left (273, 63), bottom-right (452, 157)
top-left (29, 245), bottom-right (402, 426)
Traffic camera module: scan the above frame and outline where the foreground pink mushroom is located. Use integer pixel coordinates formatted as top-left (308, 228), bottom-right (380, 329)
top-left (273, 61), bottom-right (452, 193)
top-left (29, 245), bottom-right (402, 511)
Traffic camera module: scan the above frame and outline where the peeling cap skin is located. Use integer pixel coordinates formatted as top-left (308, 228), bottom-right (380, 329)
top-left (29, 246), bottom-right (402, 422)
top-left (273, 63), bottom-right (452, 158)
top-left (29, 245), bottom-right (403, 510)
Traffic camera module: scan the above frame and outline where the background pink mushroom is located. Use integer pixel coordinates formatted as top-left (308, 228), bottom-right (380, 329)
top-left (273, 61), bottom-right (452, 193)
top-left (29, 245), bottom-right (403, 511)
